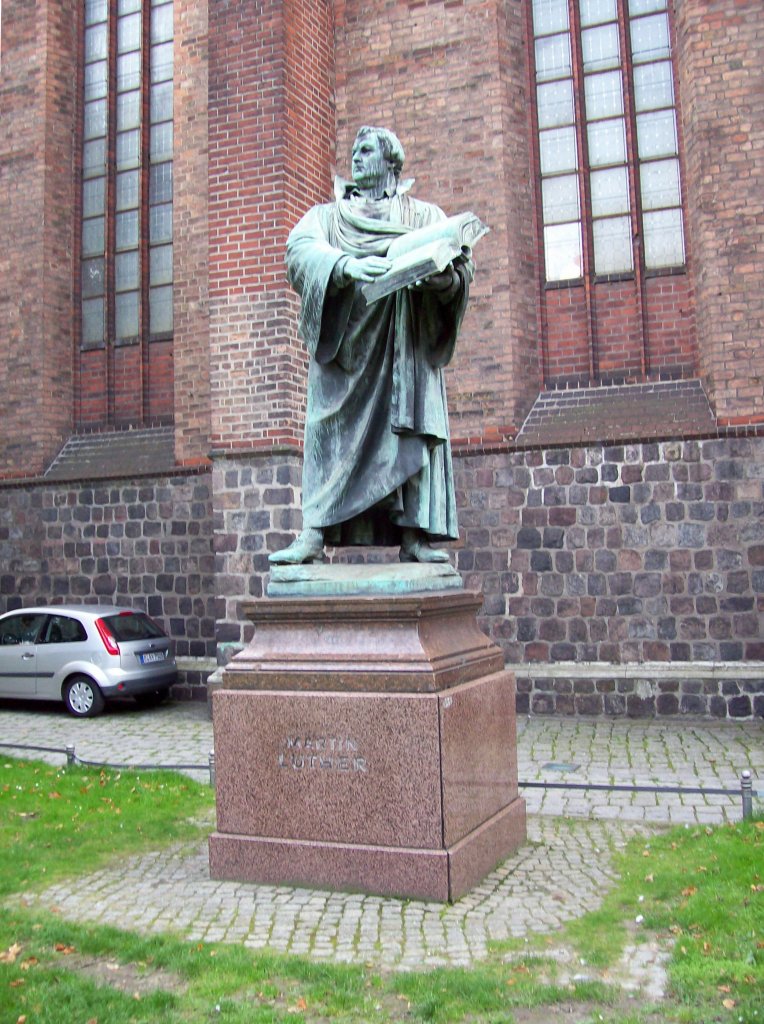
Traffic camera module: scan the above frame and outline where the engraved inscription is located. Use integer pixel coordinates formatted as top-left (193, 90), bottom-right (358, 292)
top-left (277, 735), bottom-right (368, 773)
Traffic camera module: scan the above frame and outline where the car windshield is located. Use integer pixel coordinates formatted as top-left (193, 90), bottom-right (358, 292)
top-left (100, 612), bottom-right (165, 642)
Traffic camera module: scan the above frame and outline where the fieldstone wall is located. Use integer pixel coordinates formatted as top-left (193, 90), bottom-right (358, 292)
top-left (454, 434), bottom-right (764, 719)
top-left (0, 471), bottom-right (216, 699)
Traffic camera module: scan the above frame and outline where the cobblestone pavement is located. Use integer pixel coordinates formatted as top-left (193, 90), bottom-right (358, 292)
top-left (2, 700), bottom-right (762, 976)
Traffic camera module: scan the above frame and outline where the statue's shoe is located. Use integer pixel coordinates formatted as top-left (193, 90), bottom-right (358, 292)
top-left (268, 528), bottom-right (324, 565)
top-left (399, 536), bottom-right (450, 563)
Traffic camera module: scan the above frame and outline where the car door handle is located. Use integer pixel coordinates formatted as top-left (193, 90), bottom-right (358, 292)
top-left (21, 652), bottom-right (34, 660)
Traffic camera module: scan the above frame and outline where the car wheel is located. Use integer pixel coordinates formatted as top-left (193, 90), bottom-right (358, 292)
top-left (64, 676), bottom-right (105, 717)
top-left (133, 688), bottom-right (169, 709)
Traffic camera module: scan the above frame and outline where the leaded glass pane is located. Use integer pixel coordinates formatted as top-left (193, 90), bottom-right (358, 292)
top-left (150, 3), bottom-right (173, 43)
top-left (535, 33), bottom-right (572, 82)
top-left (630, 13), bottom-right (671, 64)
top-left (85, 0), bottom-right (108, 25)
top-left (636, 109), bottom-right (677, 159)
top-left (536, 79), bottom-right (574, 129)
top-left (82, 257), bottom-right (105, 298)
top-left (82, 176), bottom-right (105, 217)
top-left (83, 99), bottom-right (107, 140)
top-left (115, 209), bottom-right (139, 250)
top-left (584, 70), bottom-right (623, 121)
top-left (587, 117), bottom-right (626, 167)
top-left (590, 167), bottom-right (630, 216)
top-left (116, 169), bottom-right (140, 210)
top-left (634, 61), bottom-right (674, 111)
top-left (540, 126), bottom-right (578, 174)
top-left (84, 60), bottom-right (108, 100)
top-left (82, 297), bottom-right (105, 345)
top-left (582, 24), bottom-right (620, 72)
top-left (643, 208), bottom-right (684, 267)
top-left (150, 122), bottom-right (173, 162)
top-left (544, 222), bottom-right (583, 281)
top-left (149, 285), bottom-right (173, 334)
top-left (629, 0), bottom-right (666, 14)
top-left (116, 129), bottom-right (141, 169)
top-left (542, 174), bottom-right (580, 225)
top-left (117, 11), bottom-right (142, 54)
top-left (532, 0), bottom-right (568, 36)
top-left (85, 23), bottom-right (108, 62)
top-left (593, 216), bottom-right (633, 274)
top-left (82, 216), bottom-right (105, 256)
top-left (115, 250), bottom-right (139, 292)
top-left (117, 51), bottom-right (141, 92)
top-left (151, 41), bottom-right (174, 83)
top-left (640, 158), bottom-right (680, 210)
top-left (83, 138), bottom-right (106, 178)
top-left (580, 0), bottom-right (617, 27)
top-left (150, 81), bottom-right (173, 124)
top-left (116, 290), bottom-right (139, 339)
top-left (150, 243), bottom-right (173, 285)
top-left (149, 162), bottom-right (173, 203)
top-left (117, 89), bottom-right (141, 131)
top-left (149, 202), bottom-right (172, 244)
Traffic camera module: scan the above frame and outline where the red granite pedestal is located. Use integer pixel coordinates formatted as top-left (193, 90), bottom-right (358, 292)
top-left (209, 589), bottom-right (526, 901)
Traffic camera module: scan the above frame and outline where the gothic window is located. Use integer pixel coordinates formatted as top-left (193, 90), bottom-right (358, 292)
top-left (529, 0), bottom-right (691, 384)
top-left (79, 0), bottom-right (174, 363)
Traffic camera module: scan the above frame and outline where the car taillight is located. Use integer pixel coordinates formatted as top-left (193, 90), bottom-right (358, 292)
top-left (95, 618), bottom-right (120, 656)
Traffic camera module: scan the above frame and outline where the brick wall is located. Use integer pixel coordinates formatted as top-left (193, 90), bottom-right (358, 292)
top-left (676, 0), bottom-right (764, 426)
top-left (0, 471), bottom-right (216, 698)
top-left (207, 0), bottom-right (334, 455)
top-left (174, 0), bottom-right (211, 467)
top-left (0, 0), bottom-right (78, 479)
top-left (333, 0), bottom-right (539, 444)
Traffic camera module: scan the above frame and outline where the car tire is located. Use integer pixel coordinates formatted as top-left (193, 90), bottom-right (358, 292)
top-left (133, 688), bottom-right (169, 709)
top-left (64, 676), bottom-right (105, 718)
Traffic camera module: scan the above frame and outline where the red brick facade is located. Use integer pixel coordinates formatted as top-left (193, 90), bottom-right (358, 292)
top-left (0, 0), bottom-right (762, 716)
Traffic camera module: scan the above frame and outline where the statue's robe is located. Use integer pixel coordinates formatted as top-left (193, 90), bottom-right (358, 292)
top-left (286, 179), bottom-right (472, 546)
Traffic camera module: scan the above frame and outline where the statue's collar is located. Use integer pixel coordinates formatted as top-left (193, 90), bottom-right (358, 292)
top-left (334, 176), bottom-right (415, 202)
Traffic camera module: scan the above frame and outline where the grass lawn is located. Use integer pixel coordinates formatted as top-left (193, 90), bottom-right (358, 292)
top-left (0, 756), bottom-right (761, 1023)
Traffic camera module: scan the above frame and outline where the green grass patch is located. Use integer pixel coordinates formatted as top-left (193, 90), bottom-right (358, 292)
top-left (0, 756), bottom-right (762, 1023)
top-left (0, 756), bottom-right (214, 898)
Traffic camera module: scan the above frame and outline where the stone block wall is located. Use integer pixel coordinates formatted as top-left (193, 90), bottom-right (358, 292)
top-left (0, 471), bottom-right (216, 699)
top-left (454, 434), bottom-right (764, 719)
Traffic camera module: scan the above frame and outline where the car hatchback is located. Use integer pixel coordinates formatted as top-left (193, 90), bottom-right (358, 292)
top-left (0, 605), bottom-right (177, 717)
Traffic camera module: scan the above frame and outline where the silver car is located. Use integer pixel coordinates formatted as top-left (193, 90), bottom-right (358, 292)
top-left (0, 605), bottom-right (176, 717)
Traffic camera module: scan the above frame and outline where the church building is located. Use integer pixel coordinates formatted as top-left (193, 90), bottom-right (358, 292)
top-left (1, 0), bottom-right (762, 717)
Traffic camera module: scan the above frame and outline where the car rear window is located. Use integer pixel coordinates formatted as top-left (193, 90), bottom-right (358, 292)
top-left (100, 612), bottom-right (166, 642)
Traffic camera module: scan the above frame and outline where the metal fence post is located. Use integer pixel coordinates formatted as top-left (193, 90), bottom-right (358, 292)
top-left (208, 750), bottom-right (216, 788)
top-left (65, 744), bottom-right (76, 767)
top-left (741, 770), bottom-right (753, 820)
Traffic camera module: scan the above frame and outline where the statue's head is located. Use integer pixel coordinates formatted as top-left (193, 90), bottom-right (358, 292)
top-left (352, 126), bottom-right (405, 188)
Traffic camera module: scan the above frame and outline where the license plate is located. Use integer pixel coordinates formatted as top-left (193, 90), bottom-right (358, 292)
top-left (139, 651), bottom-right (166, 664)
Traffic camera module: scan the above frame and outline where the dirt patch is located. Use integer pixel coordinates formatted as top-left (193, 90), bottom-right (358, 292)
top-left (60, 954), bottom-right (187, 996)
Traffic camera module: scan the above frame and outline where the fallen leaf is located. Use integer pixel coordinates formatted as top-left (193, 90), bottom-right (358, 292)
top-left (20, 958), bottom-right (38, 970)
top-left (681, 886), bottom-right (698, 897)
top-left (48, 791), bottom-right (62, 800)
top-left (9, 980), bottom-right (25, 989)
top-left (722, 998), bottom-right (736, 1009)
top-left (644, 873), bottom-right (654, 883)
top-left (54, 943), bottom-right (76, 955)
top-left (0, 944), bottom-right (22, 964)
top-left (17, 1016), bottom-right (27, 1024)
top-left (718, 984), bottom-right (731, 993)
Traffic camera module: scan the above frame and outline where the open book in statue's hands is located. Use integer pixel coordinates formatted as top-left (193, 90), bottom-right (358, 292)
top-left (361, 211), bottom-right (490, 304)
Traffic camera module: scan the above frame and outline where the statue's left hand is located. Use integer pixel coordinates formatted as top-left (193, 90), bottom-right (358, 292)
top-left (411, 265), bottom-right (461, 296)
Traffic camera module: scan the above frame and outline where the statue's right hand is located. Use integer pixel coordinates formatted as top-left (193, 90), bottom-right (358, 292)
top-left (343, 256), bottom-right (392, 282)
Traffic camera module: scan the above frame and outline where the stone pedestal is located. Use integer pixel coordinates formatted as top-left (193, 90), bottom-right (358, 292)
top-left (209, 585), bottom-right (526, 901)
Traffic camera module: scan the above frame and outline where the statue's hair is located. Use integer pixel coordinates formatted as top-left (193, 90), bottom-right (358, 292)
top-left (355, 126), bottom-right (405, 179)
